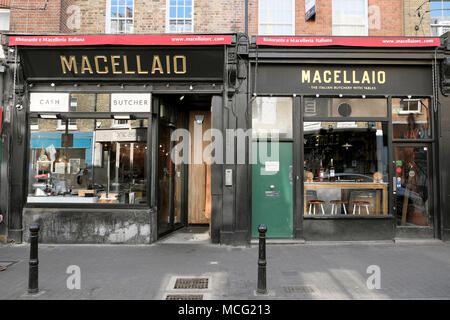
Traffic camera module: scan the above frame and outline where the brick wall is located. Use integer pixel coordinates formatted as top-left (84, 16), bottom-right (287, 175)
top-left (403, 0), bottom-right (431, 36)
top-left (10, 0), bottom-right (61, 33)
top-left (248, 0), bottom-right (402, 37)
top-left (6, 0), bottom-right (424, 37)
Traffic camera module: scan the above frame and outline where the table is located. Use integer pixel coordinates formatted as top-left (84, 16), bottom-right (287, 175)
top-left (304, 182), bottom-right (388, 215)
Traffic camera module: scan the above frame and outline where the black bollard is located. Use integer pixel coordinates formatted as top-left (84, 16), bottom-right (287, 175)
top-left (28, 224), bottom-right (39, 294)
top-left (257, 224), bottom-right (267, 294)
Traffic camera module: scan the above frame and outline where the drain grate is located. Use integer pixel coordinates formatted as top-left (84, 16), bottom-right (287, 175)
top-left (166, 294), bottom-right (204, 300)
top-left (174, 278), bottom-right (209, 289)
top-left (283, 285), bottom-right (315, 294)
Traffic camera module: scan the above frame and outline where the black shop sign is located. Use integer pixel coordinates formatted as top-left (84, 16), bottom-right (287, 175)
top-left (19, 47), bottom-right (225, 81)
top-left (254, 64), bottom-right (433, 96)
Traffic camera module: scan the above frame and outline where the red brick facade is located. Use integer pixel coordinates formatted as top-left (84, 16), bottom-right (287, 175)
top-left (5, 0), bottom-right (407, 36)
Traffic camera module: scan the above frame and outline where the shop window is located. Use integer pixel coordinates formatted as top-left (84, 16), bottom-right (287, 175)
top-left (332, 0), bottom-right (368, 36)
top-left (303, 121), bottom-right (388, 216)
top-left (28, 118), bottom-right (148, 205)
top-left (27, 92), bottom-right (150, 205)
top-left (392, 98), bottom-right (431, 139)
top-left (106, 0), bottom-right (134, 34)
top-left (258, 0), bottom-right (295, 35)
top-left (304, 98), bottom-right (388, 119)
top-left (166, 0), bottom-right (193, 33)
top-left (57, 97), bottom-right (78, 130)
top-left (430, 0), bottom-right (450, 36)
top-left (252, 97), bottom-right (293, 139)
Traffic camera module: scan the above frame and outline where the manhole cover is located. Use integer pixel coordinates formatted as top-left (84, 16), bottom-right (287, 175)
top-left (283, 285), bottom-right (315, 294)
top-left (174, 278), bottom-right (209, 289)
top-left (166, 294), bottom-right (204, 300)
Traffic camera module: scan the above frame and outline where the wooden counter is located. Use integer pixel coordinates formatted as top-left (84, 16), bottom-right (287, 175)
top-left (304, 182), bottom-right (388, 215)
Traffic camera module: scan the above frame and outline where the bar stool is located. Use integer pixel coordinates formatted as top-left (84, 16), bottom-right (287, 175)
top-left (330, 200), bottom-right (348, 215)
top-left (352, 201), bottom-right (370, 215)
top-left (308, 200), bottom-right (325, 215)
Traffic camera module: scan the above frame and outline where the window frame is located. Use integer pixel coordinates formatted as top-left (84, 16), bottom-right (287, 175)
top-left (165, 0), bottom-right (195, 34)
top-left (332, 0), bottom-right (369, 36)
top-left (106, 0), bottom-right (135, 34)
top-left (0, 8), bottom-right (10, 31)
top-left (258, 0), bottom-right (296, 36)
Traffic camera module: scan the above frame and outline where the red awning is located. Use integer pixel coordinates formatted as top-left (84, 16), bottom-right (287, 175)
top-left (9, 34), bottom-right (233, 46)
top-left (255, 36), bottom-right (441, 48)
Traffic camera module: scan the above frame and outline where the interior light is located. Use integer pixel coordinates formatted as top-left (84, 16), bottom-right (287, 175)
top-left (112, 115), bottom-right (131, 120)
top-left (189, 85), bottom-right (193, 90)
top-left (180, 95), bottom-right (185, 101)
top-left (39, 114), bottom-right (59, 119)
top-left (316, 94), bottom-right (320, 98)
top-left (50, 83), bottom-right (55, 87)
top-left (195, 114), bottom-right (205, 124)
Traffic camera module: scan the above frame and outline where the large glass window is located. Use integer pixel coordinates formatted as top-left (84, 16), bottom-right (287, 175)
top-left (27, 93), bottom-right (148, 205)
top-left (394, 146), bottom-right (431, 227)
top-left (252, 97), bottom-right (293, 139)
top-left (166, 0), bottom-right (193, 33)
top-left (304, 98), bottom-right (388, 119)
top-left (430, 0), bottom-right (450, 36)
top-left (303, 119), bottom-right (388, 216)
top-left (392, 98), bottom-right (431, 140)
top-left (332, 0), bottom-right (368, 36)
top-left (258, 0), bottom-right (295, 36)
top-left (107, 0), bottom-right (134, 34)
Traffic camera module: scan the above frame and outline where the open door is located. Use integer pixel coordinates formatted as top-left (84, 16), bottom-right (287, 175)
top-left (188, 110), bottom-right (211, 225)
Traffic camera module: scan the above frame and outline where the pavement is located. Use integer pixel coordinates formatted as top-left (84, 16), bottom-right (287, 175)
top-left (1, 233), bottom-right (450, 300)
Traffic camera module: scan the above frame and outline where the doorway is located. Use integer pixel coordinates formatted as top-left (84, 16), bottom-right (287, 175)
top-left (157, 95), bottom-right (213, 239)
top-left (393, 144), bottom-right (434, 235)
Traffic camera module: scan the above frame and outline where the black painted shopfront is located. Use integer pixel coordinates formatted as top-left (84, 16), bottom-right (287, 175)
top-left (2, 33), bottom-right (252, 244)
top-left (248, 35), bottom-right (450, 242)
top-left (2, 34), bottom-right (450, 244)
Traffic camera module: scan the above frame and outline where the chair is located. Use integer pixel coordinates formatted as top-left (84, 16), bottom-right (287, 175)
top-left (308, 200), bottom-right (325, 215)
top-left (352, 201), bottom-right (370, 215)
top-left (330, 200), bottom-right (348, 215)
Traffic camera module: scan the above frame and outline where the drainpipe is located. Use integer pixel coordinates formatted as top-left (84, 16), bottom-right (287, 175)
top-left (245, 0), bottom-right (248, 35)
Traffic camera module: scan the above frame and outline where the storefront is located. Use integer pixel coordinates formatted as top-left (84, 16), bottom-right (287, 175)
top-left (248, 36), bottom-right (450, 241)
top-left (5, 33), bottom-right (250, 244)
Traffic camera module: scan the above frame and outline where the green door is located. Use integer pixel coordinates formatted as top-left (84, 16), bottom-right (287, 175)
top-left (252, 142), bottom-right (293, 238)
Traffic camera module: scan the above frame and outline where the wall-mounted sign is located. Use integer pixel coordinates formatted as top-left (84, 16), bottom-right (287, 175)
top-left (255, 65), bottom-right (433, 96)
top-left (111, 93), bottom-right (151, 113)
top-left (95, 128), bottom-right (147, 142)
top-left (19, 47), bottom-right (225, 81)
top-left (305, 0), bottom-right (316, 21)
top-left (30, 93), bottom-right (69, 112)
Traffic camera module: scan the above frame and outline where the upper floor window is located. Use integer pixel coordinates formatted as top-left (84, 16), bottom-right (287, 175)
top-left (106, 0), bottom-right (134, 34)
top-left (0, 9), bottom-right (10, 31)
top-left (430, 0), bottom-right (450, 36)
top-left (332, 0), bottom-right (368, 36)
top-left (166, 0), bottom-right (194, 33)
top-left (258, 0), bottom-right (295, 35)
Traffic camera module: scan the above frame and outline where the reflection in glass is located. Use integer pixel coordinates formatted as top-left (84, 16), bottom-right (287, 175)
top-left (392, 98), bottom-right (431, 139)
top-left (304, 98), bottom-right (388, 118)
top-left (252, 97), bottom-right (293, 139)
top-left (394, 146), bottom-right (430, 227)
top-left (27, 115), bottom-right (147, 205)
top-left (303, 121), bottom-right (388, 216)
